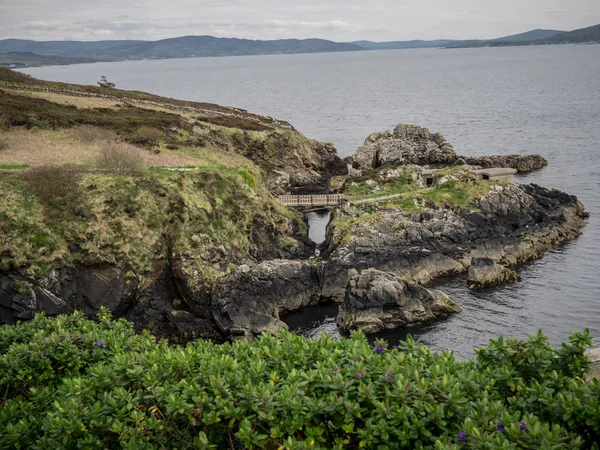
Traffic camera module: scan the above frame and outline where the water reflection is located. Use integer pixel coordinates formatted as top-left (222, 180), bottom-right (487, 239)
top-left (305, 209), bottom-right (331, 245)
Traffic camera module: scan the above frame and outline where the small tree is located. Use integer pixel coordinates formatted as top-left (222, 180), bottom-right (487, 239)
top-left (97, 75), bottom-right (116, 88)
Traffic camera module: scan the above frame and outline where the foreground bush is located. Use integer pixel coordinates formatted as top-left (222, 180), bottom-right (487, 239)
top-left (1, 311), bottom-right (599, 449)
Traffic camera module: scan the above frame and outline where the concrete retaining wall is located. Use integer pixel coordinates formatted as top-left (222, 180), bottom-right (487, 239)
top-left (587, 348), bottom-right (600, 382)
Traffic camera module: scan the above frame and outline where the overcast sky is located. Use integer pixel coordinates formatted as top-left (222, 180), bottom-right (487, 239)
top-left (1, 0), bottom-right (598, 42)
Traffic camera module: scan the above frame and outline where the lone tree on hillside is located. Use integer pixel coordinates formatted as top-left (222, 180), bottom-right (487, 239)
top-left (97, 75), bottom-right (116, 88)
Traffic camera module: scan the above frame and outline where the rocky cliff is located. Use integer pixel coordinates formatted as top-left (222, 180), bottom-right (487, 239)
top-left (321, 182), bottom-right (586, 300)
top-left (337, 268), bottom-right (462, 333)
top-left (348, 124), bottom-right (547, 176)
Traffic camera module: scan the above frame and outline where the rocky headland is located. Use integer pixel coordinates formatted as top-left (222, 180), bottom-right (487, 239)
top-left (347, 124), bottom-right (547, 178)
top-left (0, 69), bottom-right (587, 340)
top-left (337, 268), bottom-right (462, 333)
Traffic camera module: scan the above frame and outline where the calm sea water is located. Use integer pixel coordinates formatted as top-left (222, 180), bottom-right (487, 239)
top-left (25, 45), bottom-right (600, 358)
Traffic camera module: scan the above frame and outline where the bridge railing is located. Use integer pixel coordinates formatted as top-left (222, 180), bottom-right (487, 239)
top-left (278, 194), bottom-right (344, 206)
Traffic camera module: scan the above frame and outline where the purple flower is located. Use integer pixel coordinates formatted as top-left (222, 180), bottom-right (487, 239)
top-left (457, 431), bottom-right (467, 440)
top-left (375, 344), bottom-right (384, 354)
top-left (355, 372), bottom-right (364, 379)
top-left (72, 318), bottom-right (78, 322)
top-left (39, 353), bottom-right (46, 359)
top-left (352, 359), bottom-right (361, 364)
top-left (496, 422), bottom-right (506, 432)
top-left (94, 340), bottom-right (107, 348)
top-left (332, 365), bottom-right (339, 373)
top-left (520, 421), bottom-right (528, 433)
top-left (385, 372), bottom-right (394, 380)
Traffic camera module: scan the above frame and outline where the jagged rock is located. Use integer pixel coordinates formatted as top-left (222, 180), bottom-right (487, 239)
top-left (322, 183), bottom-right (586, 299)
top-left (461, 154), bottom-right (547, 173)
top-left (212, 260), bottom-right (325, 339)
top-left (336, 268), bottom-right (461, 333)
top-left (351, 124), bottom-right (457, 171)
top-left (468, 257), bottom-right (518, 289)
top-left (266, 170), bottom-right (291, 195)
top-left (289, 171), bottom-right (330, 195)
top-left (365, 179), bottom-right (381, 191)
top-left (349, 124), bottom-right (547, 174)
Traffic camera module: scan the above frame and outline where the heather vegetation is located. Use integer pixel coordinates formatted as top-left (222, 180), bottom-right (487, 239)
top-left (0, 166), bottom-right (303, 279)
top-left (0, 311), bottom-right (598, 449)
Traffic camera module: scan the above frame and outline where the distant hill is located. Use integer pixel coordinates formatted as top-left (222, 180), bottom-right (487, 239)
top-left (351, 39), bottom-right (481, 50)
top-left (448, 25), bottom-right (600, 48)
top-left (0, 24), bottom-right (597, 68)
top-left (0, 39), bottom-right (147, 57)
top-left (534, 23), bottom-right (600, 44)
top-left (447, 29), bottom-right (564, 48)
top-left (0, 36), bottom-right (363, 63)
top-left (0, 52), bottom-right (91, 67)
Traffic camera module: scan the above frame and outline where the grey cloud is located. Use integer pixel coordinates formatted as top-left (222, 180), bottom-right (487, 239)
top-left (0, 0), bottom-right (599, 42)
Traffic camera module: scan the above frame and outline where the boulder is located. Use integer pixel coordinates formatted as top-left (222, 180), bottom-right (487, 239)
top-left (468, 257), bottom-right (518, 289)
top-left (266, 170), bottom-right (291, 195)
top-left (365, 179), bottom-right (381, 191)
top-left (212, 260), bottom-right (325, 339)
top-left (336, 268), bottom-right (461, 333)
top-left (462, 154), bottom-right (547, 173)
top-left (349, 124), bottom-right (547, 174)
top-left (351, 125), bottom-right (457, 171)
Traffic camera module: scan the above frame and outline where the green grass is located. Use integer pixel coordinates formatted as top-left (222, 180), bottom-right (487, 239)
top-left (0, 167), bottom-right (304, 285)
top-left (0, 163), bottom-right (29, 170)
top-left (347, 172), bottom-right (414, 201)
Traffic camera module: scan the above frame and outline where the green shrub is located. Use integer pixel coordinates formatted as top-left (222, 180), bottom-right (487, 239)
top-left (73, 124), bottom-right (118, 144)
top-left (95, 142), bottom-right (144, 174)
top-left (1, 312), bottom-right (598, 449)
top-left (20, 165), bottom-right (84, 218)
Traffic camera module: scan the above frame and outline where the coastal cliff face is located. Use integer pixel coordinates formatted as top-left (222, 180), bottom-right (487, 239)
top-left (0, 69), bottom-right (587, 341)
top-left (348, 124), bottom-right (547, 176)
top-left (0, 68), bottom-right (340, 340)
top-left (321, 182), bottom-right (586, 300)
top-left (337, 268), bottom-right (462, 334)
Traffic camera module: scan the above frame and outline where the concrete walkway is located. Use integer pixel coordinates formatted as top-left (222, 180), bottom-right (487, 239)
top-left (350, 192), bottom-right (408, 205)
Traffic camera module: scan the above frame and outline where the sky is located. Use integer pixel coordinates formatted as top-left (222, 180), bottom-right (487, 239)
top-left (0, 0), bottom-right (599, 42)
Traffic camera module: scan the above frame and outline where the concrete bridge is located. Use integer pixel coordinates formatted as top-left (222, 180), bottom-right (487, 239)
top-left (278, 194), bottom-right (345, 208)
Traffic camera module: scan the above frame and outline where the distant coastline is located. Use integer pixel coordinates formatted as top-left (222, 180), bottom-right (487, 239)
top-left (1, 22), bottom-right (598, 68)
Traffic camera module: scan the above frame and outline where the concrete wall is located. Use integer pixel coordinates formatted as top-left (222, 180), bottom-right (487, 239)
top-left (587, 348), bottom-right (600, 382)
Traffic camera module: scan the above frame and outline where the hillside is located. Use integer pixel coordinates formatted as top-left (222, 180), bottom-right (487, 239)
top-left (0, 67), bottom-right (350, 339)
top-left (0, 24), bottom-right (596, 67)
top-left (0, 38), bottom-right (148, 56)
top-left (537, 23), bottom-right (600, 44)
top-left (447, 29), bottom-right (564, 48)
top-left (0, 52), bottom-right (91, 68)
top-left (0, 36), bottom-right (363, 63)
top-left (449, 24), bottom-right (598, 48)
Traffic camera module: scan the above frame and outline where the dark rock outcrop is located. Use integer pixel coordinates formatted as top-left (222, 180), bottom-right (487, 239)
top-left (460, 154), bottom-right (547, 173)
top-left (211, 260), bottom-right (324, 339)
top-left (337, 268), bottom-right (461, 333)
top-left (0, 262), bottom-right (224, 344)
top-left (467, 257), bottom-right (518, 289)
top-left (349, 124), bottom-right (547, 175)
top-left (350, 125), bottom-right (456, 171)
top-left (322, 183), bottom-right (586, 299)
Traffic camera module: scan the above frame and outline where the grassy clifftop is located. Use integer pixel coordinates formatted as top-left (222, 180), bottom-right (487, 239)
top-left (0, 68), bottom-right (345, 183)
top-left (0, 68), bottom-right (317, 283)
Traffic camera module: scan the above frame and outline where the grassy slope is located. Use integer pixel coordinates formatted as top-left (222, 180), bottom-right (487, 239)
top-left (0, 68), bottom-right (308, 283)
top-left (332, 166), bottom-right (495, 245)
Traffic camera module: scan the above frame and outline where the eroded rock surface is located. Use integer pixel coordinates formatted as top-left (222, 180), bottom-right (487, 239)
top-left (336, 268), bottom-right (461, 333)
top-left (212, 260), bottom-right (324, 339)
top-left (467, 257), bottom-right (518, 289)
top-left (349, 124), bottom-right (547, 175)
top-left (322, 183), bottom-right (586, 300)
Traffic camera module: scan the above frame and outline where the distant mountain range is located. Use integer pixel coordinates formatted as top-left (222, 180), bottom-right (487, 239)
top-left (0, 23), bottom-right (598, 68)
